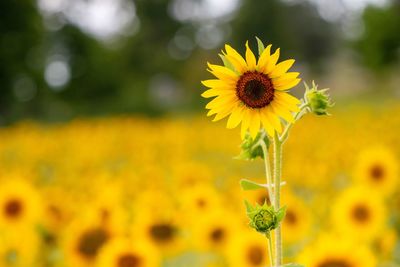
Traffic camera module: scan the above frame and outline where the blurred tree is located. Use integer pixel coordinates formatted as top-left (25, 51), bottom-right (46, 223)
top-left (230, 0), bottom-right (338, 72)
top-left (0, 0), bottom-right (46, 123)
top-left (354, 0), bottom-right (400, 73)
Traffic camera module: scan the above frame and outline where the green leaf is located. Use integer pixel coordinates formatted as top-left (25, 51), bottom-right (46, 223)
top-left (240, 179), bottom-right (268, 191)
top-left (276, 206), bottom-right (287, 223)
top-left (256, 37), bottom-right (265, 56)
top-left (280, 263), bottom-right (305, 267)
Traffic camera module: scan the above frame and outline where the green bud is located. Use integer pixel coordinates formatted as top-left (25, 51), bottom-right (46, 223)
top-left (235, 130), bottom-right (269, 161)
top-left (304, 81), bottom-right (333, 116)
top-left (245, 201), bottom-right (286, 234)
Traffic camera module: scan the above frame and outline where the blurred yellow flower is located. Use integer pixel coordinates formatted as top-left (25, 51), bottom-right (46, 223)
top-left (226, 230), bottom-right (269, 267)
top-left (62, 216), bottom-right (120, 267)
top-left (281, 191), bottom-right (312, 245)
top-left (0, 179), bottom-right (42, 229)
top-left (192, 210), bottom-right (241, 253)
top-left (201, 39), bottom-right (301, 138)
top-left (331, 187), bottom-right (386, 241)
top-left (0, 227), bottom-right (41, 267)
top-left (298, 234), bottom-right (376, 267)
top-left (353, 146), bottom-right (398, 196)
top-left (96, 237), bottom-right (160, 267)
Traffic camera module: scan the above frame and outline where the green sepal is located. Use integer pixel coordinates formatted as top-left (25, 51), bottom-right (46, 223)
top-left (235, 130), bottom-right (270, 161)
top-left (276, 206), bottom-right (287, 224)
top-left (218, 53), bottom-right (236, 73)
top-left (256, 37), bottom-right (265, 56)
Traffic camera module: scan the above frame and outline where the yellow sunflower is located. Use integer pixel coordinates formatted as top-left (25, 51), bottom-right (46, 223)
top-left (353, 146), bottom-right (398, 196)
top-left (281, 191), bottom-right (312, 245)
top-left (95, 237), bottom-right (160, 267)
top-left (226, 230), bottom-right (269, 267)
top-left (191, 210), bottom-right (241, 253)
top-left (62, 215), bottom-right (120, 267)
top-left (0, 226), bottom-right (41, 267)
top-left (0, 179), bottom-right (43, 229)
top-left (331, 187), bottom-right (386, 241)
top-left (298, 234), bottom-right (376, 267)
top-left (201, 38), bottom-right (301, 138)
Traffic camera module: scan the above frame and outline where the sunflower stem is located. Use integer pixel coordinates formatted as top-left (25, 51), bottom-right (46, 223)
top-left (260, 137), bottom-right (274, 204)
top-left (273, 133), bottom-right (283, 267)
top-left (280, 103), bottom-right (309, 143)
top-left (266, 231), bottom-right (274, 267)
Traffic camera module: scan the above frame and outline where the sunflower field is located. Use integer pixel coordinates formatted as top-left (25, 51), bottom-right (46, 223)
top-left (0, 101), bottom-right (399, 267)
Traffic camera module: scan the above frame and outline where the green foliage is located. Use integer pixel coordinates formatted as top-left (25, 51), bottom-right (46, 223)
top-left (355, 2), bottom-right (400, 72)
top-left (235, 131), bottom-right (270, 161)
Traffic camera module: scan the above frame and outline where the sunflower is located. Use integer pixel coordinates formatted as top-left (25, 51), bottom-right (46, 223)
top-left (0, 179), bottom-right (42, 229)
top-left (331, 187), bottom-right (386, 241)
top-left (226, 230), bottom-right (269, 267)
top-left (298, 234), bottom-right (376, 267)
top-left (201, 39), bottom-right (301, 138)
top-left (281, 191), bottom-right (311, 245)
top-left (0, 226), bottom-right (41, 266)
top-left (353, 146), bottom-right (398, 196)
top-left (95, 237), bottom-right (160, 267)
top-left (191, 210), bottom-right (241, 253)
top-left (62, 215), bottom-right (120, 267)
top-left (132, 198), bottom-right (184, 256)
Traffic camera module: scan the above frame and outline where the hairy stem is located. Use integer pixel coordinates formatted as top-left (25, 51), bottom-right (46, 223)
top-left (273, 134), bottom-right (282, 267)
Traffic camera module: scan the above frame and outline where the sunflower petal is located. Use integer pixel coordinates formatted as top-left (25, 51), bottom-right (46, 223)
top-left (207, 62), bottom-right (238, 81)
top-left (205, 95), bottom-right (237, 109)
top-left (227, 105), bottom-right (244, 129)
top-left (275, 92), bottom-right (301, 105)
top-left (248, 110), bottom-right (260, 139)
top-left (269, 59), bottom-right (295, 79)
top-left (245, 41), bottom-right (257, 71)
top-left (240, 109), bottom-right (251, 139)
top-left (274, 78), bottom-right (301, 90)
top-left (271, 101), bottom-right (295, 123)
top-left (263, 48), bottom-right (280, 74)
top-left (272, 72), bottom-right (300, 87)
top-left (260, 113), bottom-right (275, 137)
top-left (263, 106), bottom-right (282, 133)
top-left (225, 44), bottom-right (247, 73)
top-left (257, 44), bottom-right (272, 72)
top-left (201, 88), bottom-right (235, 98)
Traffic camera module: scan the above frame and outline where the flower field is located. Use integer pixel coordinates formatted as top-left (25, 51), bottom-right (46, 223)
top-left (0, 103), bottom-right (399, 267)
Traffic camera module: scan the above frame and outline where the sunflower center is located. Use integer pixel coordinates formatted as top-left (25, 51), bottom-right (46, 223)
top-left (210, 227), bottom-right (225, 243)
top-left (318, 259), bottom-right (352, 267)
top-left (352, 204), bottom-right (370, 223)
top-left (77, 228), bottom-right (109, 259)
top-left (118, 254), bottom-right (142, 267)
top-left (370, 164), bottom-right (384, 181)
top-left (246, 245), bottom-right (264, 266)
top-left (284, 210), bottom-right (298, 225)
top-left (236, 71), bottom-right (274, 109)
top-left (4, 199), bottom-right (23, 219)
top-left (149, 223), bottom-right (175, 243)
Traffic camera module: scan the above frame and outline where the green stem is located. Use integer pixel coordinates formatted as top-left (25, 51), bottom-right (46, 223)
top-left (266, 232), bottom-right (274, 267)
top-left (273, 134), bottom-right (282, 267)
top-left (280, 103), bottom-right (309, 143)
top-left (260, 138), bottom-right (274, 203)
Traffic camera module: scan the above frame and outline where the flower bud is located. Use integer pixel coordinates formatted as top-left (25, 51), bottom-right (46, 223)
top-left (245, 201), bottom-right (283, 234)
top-left (235, 130), bottom-right (269, 161)
top-left (304, 81), bottom-right (333, 116)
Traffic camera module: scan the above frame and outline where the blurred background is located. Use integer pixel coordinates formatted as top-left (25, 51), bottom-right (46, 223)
top-left (1, 0), bottom-right (399, 123)
top-left (0, 0), bottom-right (400, 267)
